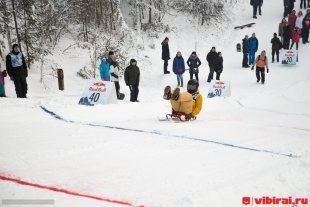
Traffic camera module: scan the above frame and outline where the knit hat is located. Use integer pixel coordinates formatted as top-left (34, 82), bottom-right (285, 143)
top-left (108, 51), bottom-right (114, 56)
top-left (164, 37), bottom-right (169, 41)
top-left (191, 51), bottom-right (197, 55)
top-left (12, 44), bottom-right (19, 50)
top-left (130, 59), bottom-right (137, 64)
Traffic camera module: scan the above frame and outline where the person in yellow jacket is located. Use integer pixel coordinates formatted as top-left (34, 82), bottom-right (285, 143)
top-left (163, 79), bottom-right (203, 119)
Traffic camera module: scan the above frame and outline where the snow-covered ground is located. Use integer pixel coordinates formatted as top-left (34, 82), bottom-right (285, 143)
top-left (1, 1), bottom-right (310, 207)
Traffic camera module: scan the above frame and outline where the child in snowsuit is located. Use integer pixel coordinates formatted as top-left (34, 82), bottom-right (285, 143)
top-left (99, 55), bottom-right (110, 81)
top-left (290, 27), bottom-right (302, 50)
top-left (0, 48), bottom-right (6, 97)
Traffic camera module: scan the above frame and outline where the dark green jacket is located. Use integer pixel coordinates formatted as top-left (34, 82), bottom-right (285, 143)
top-left (124, 64), bottom-right (140, 86)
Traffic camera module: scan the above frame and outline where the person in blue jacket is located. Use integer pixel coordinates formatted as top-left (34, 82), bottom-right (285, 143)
top-left (248, 33), bottom-right (259, 65)
top-left (99, 55), bottom-right (110, 81)
top-left (172, 51), bottom-right (185, 87)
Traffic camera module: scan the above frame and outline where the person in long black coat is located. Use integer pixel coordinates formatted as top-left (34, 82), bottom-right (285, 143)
top-left (206, 47), bottom-right (218, 82)
top-left (161, 37), bottom-right (170, 74)
top-left (242, 35), bottom-right (250, 68)
top-left (212, 52), bottom-right (224, 80)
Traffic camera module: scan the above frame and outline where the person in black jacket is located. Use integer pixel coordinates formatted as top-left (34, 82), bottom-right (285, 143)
top-left (161, 37), bottom-right (170, 74)
top-left (6, 44), bottom-right (28, 98)
top-left (242, 35), bottom-right (250, 68)
top-left (271, 33), bottom-right (282, 63)
top-left (124, 59), bottom-right (140, 102)
top-left (283, 24), bottom-right (291, 49)
top-left (258, 0), bottom-right (263, 15)
top-left (251, 0), bottom-right (259, 18)
top-left (206, 47), bottom-right (218, 82)
top-left (187, 51), bottom-right (201, 81)
top-left (212, 52), bottom-right (224, 80)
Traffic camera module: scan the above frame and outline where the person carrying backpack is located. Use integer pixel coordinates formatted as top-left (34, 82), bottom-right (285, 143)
top-left (253, 50), bottom-right (269, 84)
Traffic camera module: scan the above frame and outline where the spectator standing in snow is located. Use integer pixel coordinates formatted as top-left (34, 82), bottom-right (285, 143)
top-left (161, 37), bottom-right (171, 74)
top-left (187, 51), bottom-right (201, 81)
top-left (212, 52), bottom-right (224, 80)
top-left (108, 51), bottom-right (124, 100)
top-left (242, 35), bottom-right (250, 68)
top-left (0, 48), bottom-right (6, 97)
top-left (279, 18), bottom-right (288, 43)
top-left (271, 33), bottom-right (282, 63)
top-left (302, 14), bottom-right (310, 43)
top-left (248, 33), bottom-right (259, 66)
top-left (258, 0), bottom-right (263, 15)
top-left (206, 47), bottom-right (218, 82)
top-left (6, 44), bottom-right (28, 98)
top-left (99, 54), bottom-right (110, 81)
top-left (296, 11), bottom-right (304, 29)
top-left (301, 0), bottom-right (307, 9)
top-left (289, 0), bottom-right (295, 13)
top-left (290, 26), bottom-right (302, 49)
top-left (124, 59), bottom-right (140, 102)
top-left (288, 10), bottom-right (297, 27)
top-left (284, 0), bottom-right (290, 17)
top-left (254, 50), bottom-right (269, 84)
top-left (283, 23), bottom-right (292, 49)
top-left (251, 0), bottom-right (259, 18)
top-left (172, 51), bottom-right (185, 87)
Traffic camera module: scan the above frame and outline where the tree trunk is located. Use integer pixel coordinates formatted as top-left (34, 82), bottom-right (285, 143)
top-left (3, 0), bottom-right (12, 49)
top-left (11, 0), bottom-right (21, 49)
top-left (23, 0), bottom-right (31, 69)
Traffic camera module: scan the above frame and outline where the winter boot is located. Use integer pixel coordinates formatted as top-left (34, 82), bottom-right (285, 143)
top-left (163, 86), bottom-right (172, 100)
top-left (171, 88), bottom-right (180, 101)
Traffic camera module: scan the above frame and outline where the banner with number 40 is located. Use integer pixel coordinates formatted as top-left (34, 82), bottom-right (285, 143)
top-left (79, 80), bottom-right (117, 106)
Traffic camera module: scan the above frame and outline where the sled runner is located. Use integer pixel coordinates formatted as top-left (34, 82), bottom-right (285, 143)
top-left (234, 22), bottom-right (256, 29)
top-left (165, 111), bottom-right (196, 122)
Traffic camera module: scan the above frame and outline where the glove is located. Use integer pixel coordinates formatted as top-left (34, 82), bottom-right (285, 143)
top-left (2, 70), bottom-right (7, 77)
top-left (10, 76), bottom-right (14, 81)
top-left (267, 68), bottom-right (269, 73)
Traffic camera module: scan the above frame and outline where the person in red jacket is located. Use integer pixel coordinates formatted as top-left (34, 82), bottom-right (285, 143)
top-left (302, 15), bottom-right (310, 43)
top-left (288, 10), bottom-right (297, 27)
top-left (290, 27), bottom-right (302, 50)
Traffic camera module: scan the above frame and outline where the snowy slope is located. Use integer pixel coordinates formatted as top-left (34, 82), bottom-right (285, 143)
top-left (1, 1), bottom-right (310, 207)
